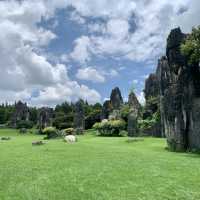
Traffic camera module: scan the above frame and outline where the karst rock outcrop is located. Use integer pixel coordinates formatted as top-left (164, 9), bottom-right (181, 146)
top-left (101, 87), bottom-right (123, 120)
top-left (11, 101), bottom-right (30, 128)
top-left (110, 87), bottom-right (123, 110)
top-left (157, 27), bottom-right (200, 151)
top-left (127, 91), bottom-right (141, 137)
top-left (74, 100), bottom-right (85, 134)
top-left (38, 107), bottom-right (54, 130)
top-left (143, 72), bottom-right (162, 137)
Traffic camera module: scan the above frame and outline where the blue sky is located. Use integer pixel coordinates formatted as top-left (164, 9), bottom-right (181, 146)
top-left (0, 0), bottom-right (199, 107)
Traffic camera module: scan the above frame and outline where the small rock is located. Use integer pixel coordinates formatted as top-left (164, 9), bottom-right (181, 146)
top-left (32, 141), bottom-right (44, 146)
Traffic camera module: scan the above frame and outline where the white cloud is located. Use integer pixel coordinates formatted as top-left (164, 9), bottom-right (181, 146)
top-left (0, 0), bottom-right (101, 106)
top-left (70, 36), bottom-right (92, 64)
top-left (136, 92), bottom-right (145, 105)
top-left (76, 67), bottom-right (105, 83)
top-left (68, 0), bottom-right (200, 63)
top-left (1, 0), bottom-right (200, 106)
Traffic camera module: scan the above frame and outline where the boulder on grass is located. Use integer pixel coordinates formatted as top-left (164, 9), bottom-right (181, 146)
top-left (32, 141), bottom-right (44, 146)
top-left (64, 135), bottom-right (77, 143)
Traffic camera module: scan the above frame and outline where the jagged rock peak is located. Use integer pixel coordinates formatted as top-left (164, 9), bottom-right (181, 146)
top-left (144, 73), bottom-right (159, 100)
top-left (166, 27), bottom-right (186, 66)
top-left (110, 87), bottom-right (123, 110)
top-left (128, 91), bottom-right (141, 110)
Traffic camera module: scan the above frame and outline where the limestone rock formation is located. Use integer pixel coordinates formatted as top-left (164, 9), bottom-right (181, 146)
top-left (128, 108), bottom-right (139, 137)
top-left (74, 100), bottom-right (85, 134)
top-left (11, 101), bottom-right (30, 128)
top-left (128, 91), bottom-right (141, 114)
top-left (101, 87), bottom-right (123, 120)
top-left (110, 87), bottom-right (123, 110)
top-left (127, 92), bottom-right (140, 137)
top-left (144, 73), bottom-right (159, 100)
top-left (158, 27), bottom-right (200, 151)
top-left (143, 72), bottom-right (162, 137)
top-left (38, 107), bottom-right (54, 130)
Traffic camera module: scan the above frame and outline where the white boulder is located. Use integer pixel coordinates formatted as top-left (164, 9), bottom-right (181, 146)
top-left (64, 135), bottom-right (77, 143)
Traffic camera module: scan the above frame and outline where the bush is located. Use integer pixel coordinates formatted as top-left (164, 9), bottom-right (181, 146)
top-left (62, 128), bottom-right (74, 136)
top-left (42, 127), bottom-right (58, 139)
top-left (93, 119), bottom-right (126, 136)
top-left (119, 130), bottom-right (128, 137)
top-left (16, 120), bottom-right (34, 129)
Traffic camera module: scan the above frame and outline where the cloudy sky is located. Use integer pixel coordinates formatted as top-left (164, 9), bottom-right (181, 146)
top-left (0, 0), bottom-right (200, 107)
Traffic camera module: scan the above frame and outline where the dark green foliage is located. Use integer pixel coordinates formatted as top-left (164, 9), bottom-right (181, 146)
top-left (181, 26), bottom-right (200, 65)
top-left (85, 109), bottom-right (101, 129)
top-left (120, 104), bottom-right (130, 122)
top-left (140, 95), bottom-right (161, 137)
top-left (53, 112), bottom-right (74, 129)
top-left (16, 120), bottom-right (34, 129)
top-left (0, 103), bottom-right (14, 124)
top-left (29, 107), bottom-right (38, 124)
top-left (93, 119), bottom-right (126, 136)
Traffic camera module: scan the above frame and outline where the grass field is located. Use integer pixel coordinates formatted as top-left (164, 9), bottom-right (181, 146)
top-left (0, 129), bottom-right (200, 200)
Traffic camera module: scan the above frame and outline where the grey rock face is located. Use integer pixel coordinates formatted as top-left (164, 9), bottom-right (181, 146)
top-left (127, 91), bottom-right (141, 137)
top-left (144, 73), bottom-right (159, 100)
top-left (128, 108), bottom-right (139, 137)
top-left (11, 101), bottom-right (30, 128)
top-left (110, 87), bottom-right (123, 110)
top-left (74, 100), bottom-right (85, 134)
top-left (143, 72), bottom-right (162, 137)
top-left (128, 92), bottom-right (141, 114)
top-left (158, 27), bottom-right (200, 151)
top-left (38, 107), bottom-right (54, 130)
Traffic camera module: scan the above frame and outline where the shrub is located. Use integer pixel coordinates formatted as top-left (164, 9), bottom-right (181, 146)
top-left (62, 128), bottom-right (74, 136)
top-left (42, 127), bottom-right (58, 139)
top-left (119, 130), bottom-right (128, 137)
top-left (16, 120), bottom-right (34, 129)
top-left (93, 119), bottom-right (126, 136)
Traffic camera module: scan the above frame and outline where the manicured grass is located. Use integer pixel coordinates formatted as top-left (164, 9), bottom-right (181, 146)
top-left (0, 129), bottom-right (200, 200)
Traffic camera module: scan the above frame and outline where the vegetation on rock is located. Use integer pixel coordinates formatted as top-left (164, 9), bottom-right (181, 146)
top-left (181, 26), bottom-right (200, 65)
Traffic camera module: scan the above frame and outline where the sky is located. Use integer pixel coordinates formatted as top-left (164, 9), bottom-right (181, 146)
top-left (0, 0), bottom-right (200, 107)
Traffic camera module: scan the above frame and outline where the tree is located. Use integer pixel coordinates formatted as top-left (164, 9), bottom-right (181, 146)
top-left (181, 26), bottom-right (200, 65)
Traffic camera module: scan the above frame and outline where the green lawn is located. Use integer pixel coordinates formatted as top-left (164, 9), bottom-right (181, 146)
top-left (0, 129), bottom-right (200, 200)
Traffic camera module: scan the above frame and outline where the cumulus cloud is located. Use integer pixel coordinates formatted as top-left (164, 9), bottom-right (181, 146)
top-left (0, 0), bottom-right (101, 106)
top-left (68, 0), bottom-right (200, 63)
top-left (1, 0), bottom-right (200, 106)
top-left (70, 36), bottom-right (92, 64)
top-left (76, 67), bottom-right (105, 83)
top-left (76, 67), bottom-right (119, 83)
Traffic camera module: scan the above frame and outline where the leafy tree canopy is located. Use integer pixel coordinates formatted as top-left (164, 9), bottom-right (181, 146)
top-left (181, 26), bottom-right (200, 65)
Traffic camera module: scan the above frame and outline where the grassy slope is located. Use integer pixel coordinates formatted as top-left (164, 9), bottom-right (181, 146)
top-left (0, 129), bottom-right (200, 200)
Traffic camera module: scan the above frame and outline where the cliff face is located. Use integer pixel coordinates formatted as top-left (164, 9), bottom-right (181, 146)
top-left (110, 87), bottom-right (123, 110)
top-left (143, 72), bottom-right (162, 137)
top-left (158, 28), bottom-right (200, 151)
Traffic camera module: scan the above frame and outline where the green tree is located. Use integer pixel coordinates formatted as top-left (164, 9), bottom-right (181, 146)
top-left (181, 26), bottom-right (200, 65)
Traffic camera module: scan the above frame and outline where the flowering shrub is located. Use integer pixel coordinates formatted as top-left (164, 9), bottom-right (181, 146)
top-left (62, 128), bottom-right (74, 136)
top-left (43, 127), bottom-right (58, 139)
top-left (93, 119), bottom-right (126, 136)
